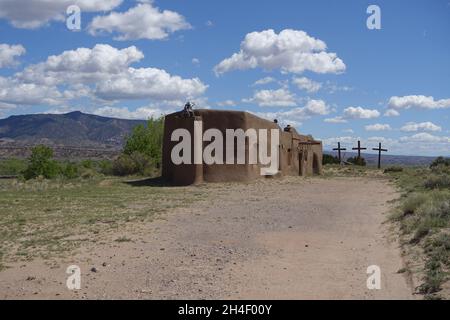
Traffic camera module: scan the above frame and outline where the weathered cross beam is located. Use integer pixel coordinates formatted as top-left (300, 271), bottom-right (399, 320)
top-left (352, 140), bottom-right (367, 158)
top-left (372, 142), bottom-right (388, 169)
top-left (333, 142), bottom-right (347, 163)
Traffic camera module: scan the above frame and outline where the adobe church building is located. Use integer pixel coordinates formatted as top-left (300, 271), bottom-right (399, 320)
top-left (162, 109), bottom-right (323, 185)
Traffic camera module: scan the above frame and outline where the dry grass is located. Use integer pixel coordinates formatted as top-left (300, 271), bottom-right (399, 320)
top-left (385, 167), bottom-right (450, 299)
top-left (0, 177), bottom-right (206, 270)
top-left (321, 164), bottom-right (385, 178)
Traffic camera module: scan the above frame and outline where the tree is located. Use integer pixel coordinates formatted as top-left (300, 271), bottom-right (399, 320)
top-left (112, 152), bottom-right (153, 176)
top-left (430, 156), bottom-right (450, 168)
top-left (123, 117), bottom-right (164, 168)
top-left (61, 162), bottom-right (79, 179)
top-left (347, 156), bottom-right (366, 166)
top-left (322, 154), bottom-right (340, 165)
top-left (23, 145), bottom-right (59, 179)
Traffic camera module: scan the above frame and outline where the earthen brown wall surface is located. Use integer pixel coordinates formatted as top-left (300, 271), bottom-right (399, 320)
top-left (162, 109), bottom-right (322, 185)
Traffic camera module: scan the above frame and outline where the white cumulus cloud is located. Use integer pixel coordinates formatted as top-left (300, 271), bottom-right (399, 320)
top-left (17, 44), bottom-right (144, 86)
top-left (343, 106), bottom-right (380, 119)
top-left (251, 99), bottom-right (330, 128)
top-left (400, 133), bottom-right (450, 143)
top-left (214, 29), bottom-right (345, 75)
top-left (365, 123), bottom-right (391, 131)
top-left (388, 95), bottom-right (450, 110)
top-left (252, 76), bottom-right (277, 86)
top-left (217, 100), bottom-right (236, 107)
top-left (324, 116), bottom-right (347, 123)
top-left (95, 67), bottom-right (207, 101)
top-left (292, 77), bottom-right (322, 93)
top-left (304, 99), bottom-right (330, 115)
top-left (0, 76), bottom-right (63, 106)
top-left (93, 106), bottom-right (174, 120)
top-left (243, 88), bottom-right (297, 107)
top-left (400, 121), bottom-right (442, 132)
top-left (88, 3), bottom-right (191, 41)
top-left (321, 136), bottom-right (356, 146)
top-left (1, 44), bottom-right (208, 108)
top-left (0, 0), bottom-right (122, 29)
top-left (0, 44), bottom-right (26, 68)
top-left (384, 109), bottom-right (400, 117)
top-left (324, 106), bottom-right (380, 123)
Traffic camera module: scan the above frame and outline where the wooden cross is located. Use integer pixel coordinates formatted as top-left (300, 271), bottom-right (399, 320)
top-left (352, 140), bottom-right (367, 158)
top-left (372, 142), bottom-right (388, 169)
top-left (333, 142), bottom-right (347, 163)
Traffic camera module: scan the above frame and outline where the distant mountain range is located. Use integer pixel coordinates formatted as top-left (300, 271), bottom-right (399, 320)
top-left (0, 111), bottom-right (146, 148)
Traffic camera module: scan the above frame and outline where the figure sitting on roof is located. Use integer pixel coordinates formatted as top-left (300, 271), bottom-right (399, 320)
top-left (284, 124), bottom-right (292, 132)
top-left (183, 101), bottom-right (195, 118)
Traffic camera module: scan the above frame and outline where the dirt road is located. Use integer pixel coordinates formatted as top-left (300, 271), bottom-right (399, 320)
top-left (0, 177), bottom-right (416, 299)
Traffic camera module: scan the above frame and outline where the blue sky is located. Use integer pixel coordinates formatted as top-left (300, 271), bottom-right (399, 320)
top-left (0, 0), bottom-right (449, 156)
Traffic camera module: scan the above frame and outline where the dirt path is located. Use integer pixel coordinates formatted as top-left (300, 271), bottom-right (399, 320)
top-left (0, 177), bottom-right (416, 299)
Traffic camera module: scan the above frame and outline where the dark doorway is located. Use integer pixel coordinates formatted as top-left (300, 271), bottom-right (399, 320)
top-left (313, 153), bottom-right (320, 175)
top-left (298, 151), bottom-right (303, 176)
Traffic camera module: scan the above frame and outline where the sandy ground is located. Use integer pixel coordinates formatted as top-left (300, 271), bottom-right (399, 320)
top-left (0, 176), bottom-right (417, 299)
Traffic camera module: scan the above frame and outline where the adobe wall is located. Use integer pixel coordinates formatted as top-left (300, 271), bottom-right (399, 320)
top-left (162, 109), bottom-right (322, 185)
top-left (198, 110), bottom-right (277, 183)
top-left (162, 114), bottom-right (203, 185)
top-left (278, 129), bottom-right (323, 177)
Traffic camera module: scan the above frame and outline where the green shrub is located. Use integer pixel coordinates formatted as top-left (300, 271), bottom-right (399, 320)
top-left (418, 265), bottom-right (446, 295)
top-left (418, 233), bottom-right (450, 296)
top-left (80, 159), bottom-right (94, 169)
top-left (130, 151), bottom-right (153, 175)
top-left (98, 160), bottom-right (113, 175)
top-left (429, 157), bottom-right (450, 177)
top-left (424, 175), bottom-right (450, 189)
top-left (431, 166), bottom-right (450, 175)
top-left (412, 219), bottom-right (438, 243)
top-left (115, 116), bottom-right (163, 176)
top-left (347, 156), bottom-right (366, 166)
top-left (402, 192), bottom-right (450, 242)
top-left (384, 166), bottom-right (404, 173)
top-left (112, 154), bottom-right (136, 176)
top-left (112, 152), bottom-right (153, 176)
top-left (424, 233), bottom-right (450, 266)
top-left (322, 154), bottom-right (340, 165)
top-left (401, 193), bottom-right (430, 216)
top-left (23, 145), bottom-right (60, 180)
top-left (80, 168), bottom-right (96, 179)
top-left (0, 158), bottom-right (27, 176)
top-left (61, 162), bottom-right (79, 179)
top-left (430, 156), bottom-right (450, 168)
top-left (390, 165), bottom-right (450, 298)
top-left (123, 117), bottom-right (164, 168)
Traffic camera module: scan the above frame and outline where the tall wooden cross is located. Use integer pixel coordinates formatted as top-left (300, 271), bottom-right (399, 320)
top-left (352, 140), bottom-right (367, 158)
top-left (372, 142), bottom-right (388, 169)
top-left (333, 142), bottom-right (347, 163)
